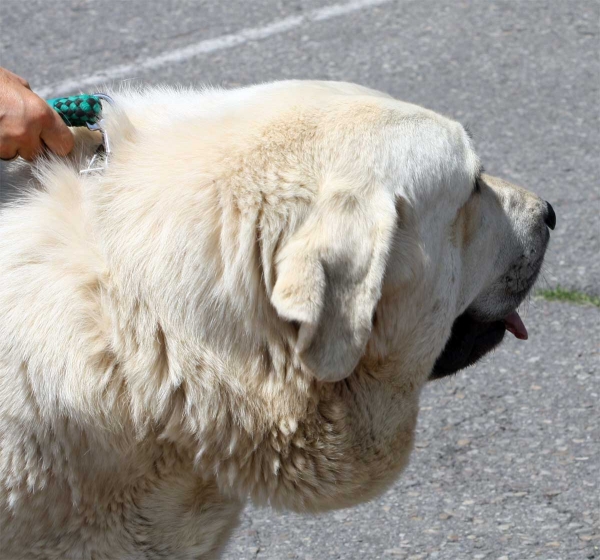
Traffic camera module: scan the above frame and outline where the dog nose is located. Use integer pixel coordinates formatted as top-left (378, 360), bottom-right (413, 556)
top-left (543, 201), bottom-right (556, 230)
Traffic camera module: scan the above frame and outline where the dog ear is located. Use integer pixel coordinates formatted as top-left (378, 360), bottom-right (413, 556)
top-left (271, 181), bottom-right (396, 382)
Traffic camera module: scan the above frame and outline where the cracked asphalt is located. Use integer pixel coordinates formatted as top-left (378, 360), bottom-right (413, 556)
top-left (1, 1), bottom-right (598, 558)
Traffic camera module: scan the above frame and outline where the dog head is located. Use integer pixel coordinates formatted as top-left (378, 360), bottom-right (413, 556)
top-left (267, 84), bottom-right (553, 383)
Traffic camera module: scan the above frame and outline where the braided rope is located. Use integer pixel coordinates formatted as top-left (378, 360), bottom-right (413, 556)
top-left (46, 95), bottom-right (103, 127)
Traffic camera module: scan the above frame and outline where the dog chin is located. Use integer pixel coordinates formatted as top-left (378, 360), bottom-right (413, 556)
top-left (429, 312), bottom-right (507, 380)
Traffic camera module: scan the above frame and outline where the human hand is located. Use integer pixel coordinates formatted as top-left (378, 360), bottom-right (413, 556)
top-left (0, 67), bottom-right (74, 161)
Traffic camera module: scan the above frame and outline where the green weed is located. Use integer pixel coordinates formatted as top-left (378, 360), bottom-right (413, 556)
top-left (536, 286), bottom-right (600, 307)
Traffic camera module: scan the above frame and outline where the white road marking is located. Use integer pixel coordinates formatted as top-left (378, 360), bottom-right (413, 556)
top-left (36, 0), bottom-right (394, 98)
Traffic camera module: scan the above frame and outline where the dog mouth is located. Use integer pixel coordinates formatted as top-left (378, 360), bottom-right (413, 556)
top-left (429, 309), bottom-right (527, 380)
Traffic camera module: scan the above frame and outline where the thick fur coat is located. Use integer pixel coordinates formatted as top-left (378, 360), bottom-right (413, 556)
top-left (0, 81), bottom-right (551, 559)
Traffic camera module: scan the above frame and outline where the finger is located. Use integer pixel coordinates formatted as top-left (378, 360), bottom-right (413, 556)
top-left (17, 135), bottom-right (43, 161)
top-left (0, 140), bottom-right (19, 161)
top-left (40, 107), bottom-right (75, 157)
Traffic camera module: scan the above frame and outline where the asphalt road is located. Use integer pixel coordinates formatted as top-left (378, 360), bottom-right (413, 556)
top-left (1, 1), bottom-right (598, 559)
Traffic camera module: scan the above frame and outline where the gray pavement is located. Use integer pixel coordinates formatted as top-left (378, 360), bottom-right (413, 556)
top-left (1, 1), bottom-right (598, 558)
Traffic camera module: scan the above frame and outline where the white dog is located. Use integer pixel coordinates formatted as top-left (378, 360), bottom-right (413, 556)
top-left (0, 81), bottom-right (554, 559)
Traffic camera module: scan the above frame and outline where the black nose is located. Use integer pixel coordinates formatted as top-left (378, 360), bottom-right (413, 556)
top-left (544, 201), bottom-right (556, 230)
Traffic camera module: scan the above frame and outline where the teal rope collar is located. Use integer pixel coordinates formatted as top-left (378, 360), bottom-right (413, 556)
top-left (47, 94), bottom-right (103, 127)
top-left (47, 93), bottom-right (114, 174)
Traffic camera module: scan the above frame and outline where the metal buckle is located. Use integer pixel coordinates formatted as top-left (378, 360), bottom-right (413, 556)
top-left (80, 93), bottom-right (115, 175)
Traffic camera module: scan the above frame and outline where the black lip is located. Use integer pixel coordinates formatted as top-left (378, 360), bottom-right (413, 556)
top-left (430, 312), bottom-right (506, 380)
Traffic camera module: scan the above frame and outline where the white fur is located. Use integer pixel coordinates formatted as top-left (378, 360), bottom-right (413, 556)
top-left (0, 80), bottom-right (548, 559)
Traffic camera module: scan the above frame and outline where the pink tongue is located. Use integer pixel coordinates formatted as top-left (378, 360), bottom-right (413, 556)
top-left (504, 311), bottom-right (528, 340)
